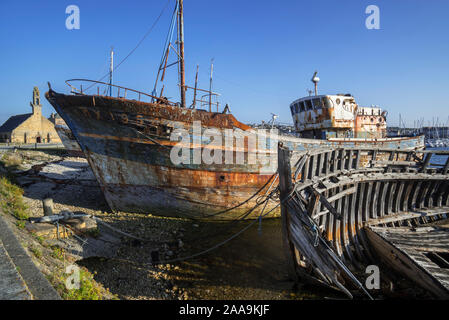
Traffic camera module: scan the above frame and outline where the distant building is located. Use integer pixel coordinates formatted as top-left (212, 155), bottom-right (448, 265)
top-left (48, 112), bottom-right (66, 126)
top-left (0, 87), bottom-right (62, 144)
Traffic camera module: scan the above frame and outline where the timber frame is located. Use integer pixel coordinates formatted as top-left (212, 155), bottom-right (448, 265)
top-left (278, 144), bottom-right (449, 298)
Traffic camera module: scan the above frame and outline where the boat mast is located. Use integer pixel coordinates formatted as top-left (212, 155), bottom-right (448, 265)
top-left (178, 0), bottom-right (186, 108)
top-left (109, 47), bottom-right (114, 96)
top-left (209, 59), bottom-right (214, 112)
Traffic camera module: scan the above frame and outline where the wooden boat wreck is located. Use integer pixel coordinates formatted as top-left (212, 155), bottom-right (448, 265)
top-left (45, 0), bottom-right (424, 220)
top-left (278, 145), bottom-right (449, 298)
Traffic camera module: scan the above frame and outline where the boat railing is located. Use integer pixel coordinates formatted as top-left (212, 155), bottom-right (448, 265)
top-left (65, 79), bottom-right (177, 106)
top-left (292, 147), bottom-right (449, 184)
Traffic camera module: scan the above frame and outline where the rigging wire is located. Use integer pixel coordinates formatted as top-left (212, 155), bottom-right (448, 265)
top-left (84, 0), bottom-right (173, 92)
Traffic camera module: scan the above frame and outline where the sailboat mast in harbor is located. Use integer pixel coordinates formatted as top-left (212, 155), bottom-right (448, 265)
top-left (178, 0), bottom-right (186, 108)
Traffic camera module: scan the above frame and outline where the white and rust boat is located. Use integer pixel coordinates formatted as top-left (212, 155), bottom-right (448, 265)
top-left (45, 0), bottom-right (424, 220)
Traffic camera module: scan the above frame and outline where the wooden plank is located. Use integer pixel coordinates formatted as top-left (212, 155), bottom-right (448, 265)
top-left (348, 189), bottom-right (365, 262)
top-left (341, 188), bottom-right (357, 267)
top-left (371, 181), bottom-right (381, 219)
top-left (302, 156), bottom-right (310, 182)
top-left (387, 183), bottom-right (397, 215)
top-left (308, 187), bottom-right (342, 220)
top-left (365, 227), bottom-right (449, 299)
top-left (354, 150), bottom-right (361, 169)
top-left (402, 181), bottom-right (414, 212)
top-left (410, 181), bottom-right (422, 210)
top-left (355, 183), bottom-right (375, 261)
top-left (317, 153), bottom-right (324, 177)
top-left (294, 153), bottom-right (309, 181)
top-left (347, 149), bottom-right (353, 170)
top-left (332, 150), bottom-right (338, 173)
top-left (367, 207), bottom-right (449, 226)
top-left (394, 181), bottom-right (404, 214)
top-left (371, 160), bottom-right (417, 167)
top-left (333, 187), bottom-right (343, 258)
top-left (338, 149), bottom-right (344, 172)
top-left (379, 182), bottom-right (389, 217)
top-left (418, 181), bottom-right (431, 209)
top-left (278, 144), bottom-right (298, 281)
top-left (443, 157), bottom-right (449, 175)
top-left (421, 153), bottom-right (432, 173)
top-left (309, 154), bottom-right (316, 180)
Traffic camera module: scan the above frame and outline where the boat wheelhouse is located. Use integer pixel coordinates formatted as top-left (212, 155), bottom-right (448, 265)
top-left (290, 72), bottom-right (388, 140)
top-left (290, 94), bottom-right (387, 139)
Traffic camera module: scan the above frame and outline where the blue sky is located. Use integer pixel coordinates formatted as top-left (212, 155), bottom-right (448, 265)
top-left (0, 0), bottom-right (448, 127)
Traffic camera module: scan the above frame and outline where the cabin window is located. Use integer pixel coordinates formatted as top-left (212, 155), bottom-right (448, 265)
top-left (294, 103), bottom-right (299, 113)
top-left (290, 105), bottom-right (294, 114)
top-left (312, 98), bottom-right (321, 109)
top-left (323, 98), bottom-right (332, 108)
top-left (299, 102), bottom-right (305, 112)
top-left (305, 100), bottom-right (313, 111)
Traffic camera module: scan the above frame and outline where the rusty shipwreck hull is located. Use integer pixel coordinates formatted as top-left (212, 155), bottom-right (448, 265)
top-left (45, 88), bottom-right (424, 220)
top-left (46, 90), bottom-right (280, 220)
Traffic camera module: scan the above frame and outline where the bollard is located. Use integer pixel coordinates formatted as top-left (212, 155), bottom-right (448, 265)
top-left (42, 198), bottom-right (54, 216)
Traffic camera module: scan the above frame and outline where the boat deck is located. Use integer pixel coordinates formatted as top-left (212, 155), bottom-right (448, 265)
top-left (366, 224), bottom-right (449, 298)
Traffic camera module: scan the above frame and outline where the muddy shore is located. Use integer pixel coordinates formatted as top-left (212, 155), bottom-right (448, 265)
top-left (0, 147), bottom-right (429, 300)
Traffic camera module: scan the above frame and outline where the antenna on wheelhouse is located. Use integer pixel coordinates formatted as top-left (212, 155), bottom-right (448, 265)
top-left (178, 0), bottom-right (186, 108)
top-left (209, 59), bottom-right (214, 112)
top-left (109, 47), bottom-right (114, 96)
top-left (311, 71), bottom-right (319, 96)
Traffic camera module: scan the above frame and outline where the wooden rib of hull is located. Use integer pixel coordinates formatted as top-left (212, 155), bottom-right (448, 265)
top-left (278, 145), bottom-right (449, 298)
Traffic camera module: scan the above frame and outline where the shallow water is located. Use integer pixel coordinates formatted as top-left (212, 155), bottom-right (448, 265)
top-left (168, 218), bottom-right (340, 300)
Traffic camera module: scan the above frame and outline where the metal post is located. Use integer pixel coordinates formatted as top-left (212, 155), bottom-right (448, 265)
top-left (209, 59), bottom-right (214, 112)
top-left (178, 0), bottom-right (186, 108)
top-left (109, 47), bottom-right (114, 96)
top-left (43, 198), bottom-right (54, 216)
top-left (192, 65), bottom-right (199, 108)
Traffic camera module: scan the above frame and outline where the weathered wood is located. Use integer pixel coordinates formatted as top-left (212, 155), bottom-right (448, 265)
top-left (294, 154), bottom-right (308, 181)
top-left (367, 207), bottom-right (449, 226)
top-left (443, 157), bottom-right (449, 175)
top-left (280, 146), bottom-right (449, 298)
top-left (366, 226), bottom-right (449, 299)
top-left (421, 153), bottom-right (432, 173)
top-left (371, 160), bottom-right (417, 167)
top-left (278, 143), bottom-right (298, 282)
top-left (308, 187), bottom-right (342, 220)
